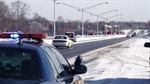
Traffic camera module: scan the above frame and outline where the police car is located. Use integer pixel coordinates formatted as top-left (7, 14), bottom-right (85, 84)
top-left (0, 33), bottom-right (87, 84)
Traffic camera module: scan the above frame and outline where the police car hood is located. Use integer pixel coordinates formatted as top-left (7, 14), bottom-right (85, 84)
top-left (0, 79), bottom-right (56, 84)
top-left (0, 79), bottom-right (41, 84)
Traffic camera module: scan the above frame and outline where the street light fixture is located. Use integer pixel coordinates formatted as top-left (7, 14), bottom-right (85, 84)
top-left (57, 2), bottom-right (108, 37)
top-left (106, 14), bottom-right (123, 20)
top-left (98, 9), bottom-right (117, 17)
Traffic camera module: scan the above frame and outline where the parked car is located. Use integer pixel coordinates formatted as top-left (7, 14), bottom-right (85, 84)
top-left (52, 35), bottom-right (73, 48)
top-left (0, 33), bottom-right (87, 84)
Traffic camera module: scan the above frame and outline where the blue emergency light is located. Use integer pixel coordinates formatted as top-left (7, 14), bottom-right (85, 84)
top-left (10, 33), bottom-right (20, 38)
top-left (0, 33), bottom-right (47, 44)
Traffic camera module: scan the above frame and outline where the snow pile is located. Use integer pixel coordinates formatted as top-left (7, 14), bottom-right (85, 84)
top-left (79, 38), bottom-right (150, 84)
top-left (43, 35), bottom-right (126, 44)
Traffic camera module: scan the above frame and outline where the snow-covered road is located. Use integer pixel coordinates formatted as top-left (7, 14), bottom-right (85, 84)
top-left (69, 37), bottom-right (150, 84)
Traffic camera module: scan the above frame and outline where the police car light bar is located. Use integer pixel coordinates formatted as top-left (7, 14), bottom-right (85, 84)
top-left (0, 33), bottom-right (47, 39)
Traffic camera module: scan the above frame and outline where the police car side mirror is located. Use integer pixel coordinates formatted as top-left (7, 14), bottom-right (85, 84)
top-left (144, 42), bottom-right (150, 48)
top-left (72, 55), bottom-right (87, 74)
top-left (73, 65), bottom-right (87, 74)
top-left (74, 55), bottom-right (82, 65)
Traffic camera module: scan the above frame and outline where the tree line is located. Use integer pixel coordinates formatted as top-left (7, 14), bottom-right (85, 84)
top-left (0, 0), bottom-right (150, 36)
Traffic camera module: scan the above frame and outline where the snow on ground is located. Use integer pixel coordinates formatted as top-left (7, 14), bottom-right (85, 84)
top-left (75, 37), bottom-right (150, 84)
top-left (43, 35), bottom-right (126, 44)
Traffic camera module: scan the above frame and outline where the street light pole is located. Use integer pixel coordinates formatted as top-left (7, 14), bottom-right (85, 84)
top-left (79, 10), bottom-right (106, 36)
top-left (54, 0), bottom-right (56, 37)
top-left (114, 18), bottom-right (123, 34)
top-left (105, 14), bottom-right (123, 35)
top-left (57, 2), bottom-right (108, 37)
top-left (52, 0), bottom-right (57, 37)
top-left (97, 15), bottom-right (99, 35)
top-left (90, 10), bottom-right (117, 35)
top-left (81, 8), bottom-right (84, 37)
top-left (111, 17), bottom-right (123, 34)
top-left (97, 10), bottom-right (117, 35)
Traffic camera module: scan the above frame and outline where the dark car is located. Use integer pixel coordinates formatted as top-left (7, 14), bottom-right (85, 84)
top-left (0, 33), bottom-right (87, 84)
top-left (65, 32), bottom-right (77, 42)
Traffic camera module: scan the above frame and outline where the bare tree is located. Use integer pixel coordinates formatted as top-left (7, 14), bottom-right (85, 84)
top-left (29, 13), bottom-right (52, 34)
top-left (0, 1), bottom-right (10, 32)
top-left (10, 0), bottom-right (30, 31)
top-left (146, 20), bottom-right (150, 31)
top-left (57, 16), bottom-right (65, 22)
top-left (56, 16), bottom-right (66, 34)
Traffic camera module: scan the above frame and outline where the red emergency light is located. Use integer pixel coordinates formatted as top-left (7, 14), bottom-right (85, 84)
top-left (0, 33), bottom-right (47, 39)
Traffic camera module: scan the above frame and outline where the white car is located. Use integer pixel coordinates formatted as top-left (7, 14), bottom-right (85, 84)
top-left (52, 35), bottom-right (73, 48)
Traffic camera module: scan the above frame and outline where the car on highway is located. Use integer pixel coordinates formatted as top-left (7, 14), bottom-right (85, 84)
top-left (65, 32), bottom-right (77, 42)
top-left (126, 33), bottom-right (132, 38)
top-left (0, 33), bottom-right (87, 84)
top-left (52, 35), bottom-right (73, 48)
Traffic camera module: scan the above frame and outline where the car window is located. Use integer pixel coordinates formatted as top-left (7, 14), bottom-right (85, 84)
top-left (65, 32), bottom-right (74, 38)
top-left (0, 47), bottom-right (42, 80)
top-left (54, 36), bottom-right (67, 39)
top-left (44, 47), bottom-right (65, 78)
top-left (50, 47), bottom-right (72, 73)
top-left (50, 47), bottom-right (70, 67)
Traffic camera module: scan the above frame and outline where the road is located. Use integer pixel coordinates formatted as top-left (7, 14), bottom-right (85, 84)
top-left (59, 37), bottom-right (128, 58)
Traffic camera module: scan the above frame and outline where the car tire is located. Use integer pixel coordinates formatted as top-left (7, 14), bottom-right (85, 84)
top-left (67, 45), bottom-right (70, 48)
top-left (70, 43), bottom-right (72, 48)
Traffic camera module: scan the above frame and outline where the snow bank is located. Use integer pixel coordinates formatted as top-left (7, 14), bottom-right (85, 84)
top-left (43, 35), bottom-right (126, 44)
top-left (78, 38), bottom-right (150, 84)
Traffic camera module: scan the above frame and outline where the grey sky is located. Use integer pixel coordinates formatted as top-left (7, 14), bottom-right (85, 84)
top-left (4, 0), bottom-right (150, 22)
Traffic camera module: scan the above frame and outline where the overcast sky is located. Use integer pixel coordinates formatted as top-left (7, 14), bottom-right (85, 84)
top-left (4, 0), bottom-right (150, 22)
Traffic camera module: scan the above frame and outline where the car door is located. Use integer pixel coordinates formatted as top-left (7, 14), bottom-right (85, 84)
top-left (44, 47), bottom-right (84, 84)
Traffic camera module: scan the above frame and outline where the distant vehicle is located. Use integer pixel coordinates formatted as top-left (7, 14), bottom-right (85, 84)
top-left (0, 33), bottom-right (87, 84)
top-left (126, 33), bottom-right (132, 38)
top-left (144, 42), bottom-right (150, 48)
top-left (52, 35), bottom-right (73, 48)
top-left (89, 33), bottom-right (95, 35)
top-left (65, 32), bottom-right (76, 42)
